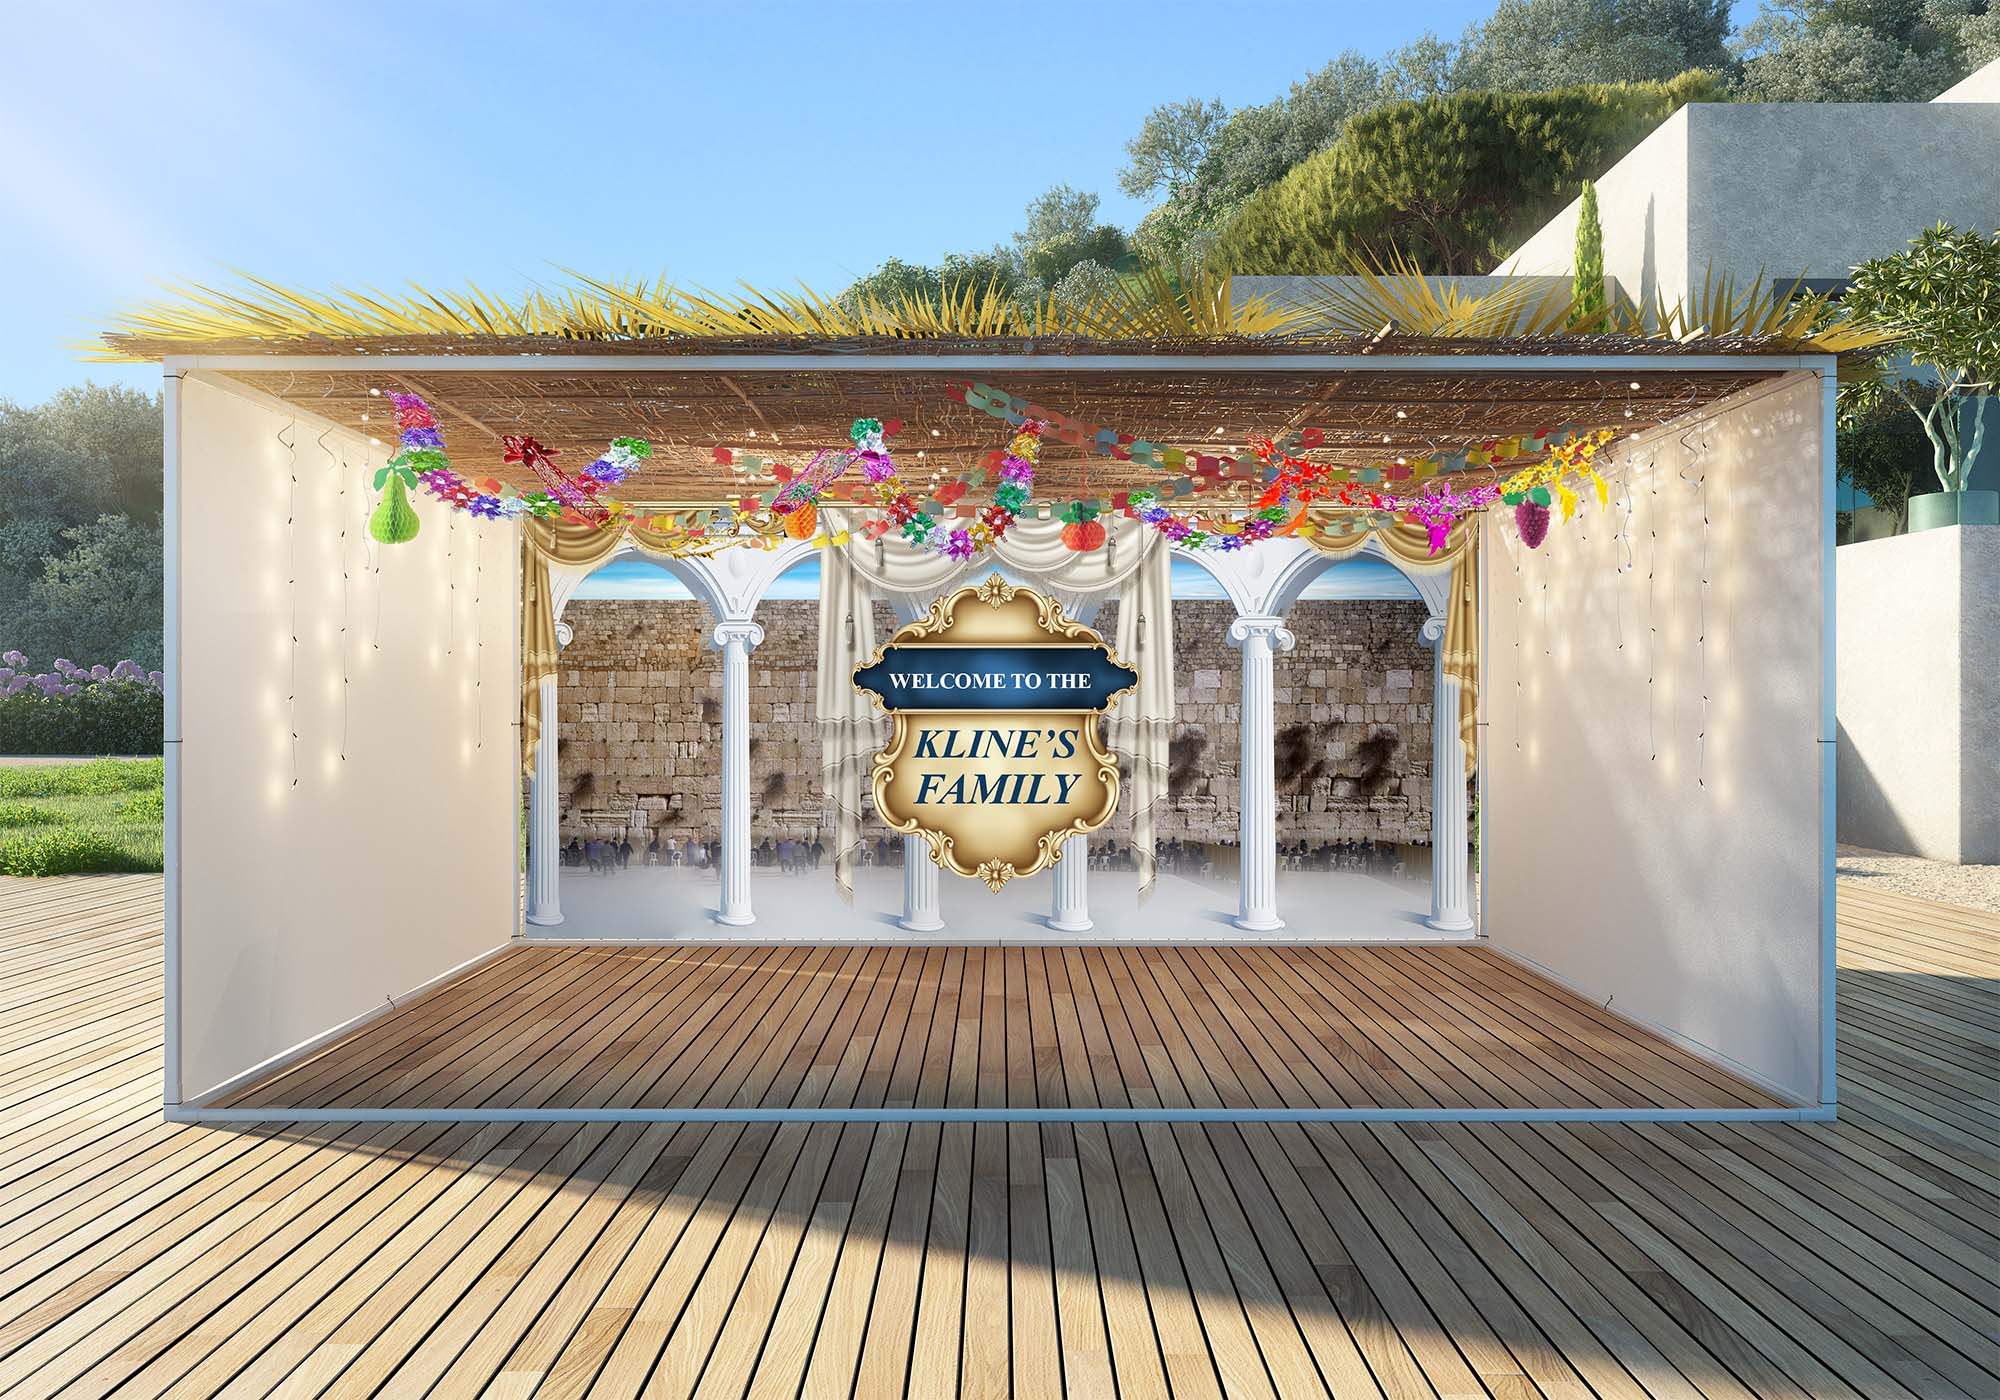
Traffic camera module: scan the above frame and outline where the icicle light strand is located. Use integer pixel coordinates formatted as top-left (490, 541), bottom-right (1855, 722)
top-left (281, 418), bottom-right (299, 789)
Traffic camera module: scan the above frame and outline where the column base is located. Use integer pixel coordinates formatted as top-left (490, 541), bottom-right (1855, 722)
top-left (899, 914), bottom-right (945, 933)
top-left (524, 910), bottom-right (565, 928)
top-left (1234, 912), bottom-right (1286, 933)
top-left (1047, 915), bottom-right (1094, 933)
top-left (715, 910), bottom-right (757, 927)
top-left (1426, 912), bottom-right (1475, 933)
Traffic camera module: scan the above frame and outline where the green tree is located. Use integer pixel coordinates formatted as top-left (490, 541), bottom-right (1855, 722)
top-left (1204, 53), bottom-right (1389, 206)
top-left (1573, 179), bottom-right (1607, 323)
top-left (1380, 0), bottom-right (1732, 97)
top-left (1459, 0), bottom-right (1732, 88)
top-left (25, 514), bottom-right (165, 668)
top-left (1380, 33), bottom-right (1469, 100)
top-left (842, 247), bottom-right (1040, 311)
top-left (0, 386), bottom-right (163, 667)
top-left (1118, 97), bottom-right (1228, 200)
top-left (1735, 0), bottom-right (1997, 100)
top-left (1049, 259), bottom-right (1123, 312)
top-left (1839, 383), bottom-right (1932, 528)
top-left (1844, 223), bottom-right (2000, 494)
top-left (1013, 185), bottom-right (1132, 285)
top-left (1213, 72), bottom-right (1723, 276)
top-left (1125, 54), bottom-right (1396, 265)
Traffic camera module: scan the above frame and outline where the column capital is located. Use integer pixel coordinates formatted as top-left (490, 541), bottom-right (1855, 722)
top-left (711, 619), bottom-right (765, 651)
top-left (1228, 615), bottom-right (1295, 652)
top-left (554, 620), bottom-right (574, 650)
top-left (1419, 614), bottom-right (1447, 647)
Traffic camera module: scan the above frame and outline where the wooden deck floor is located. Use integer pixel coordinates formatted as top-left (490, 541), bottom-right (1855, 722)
top-left (0, 876), bottom-right (1993, 1398)
top-left (220, 942), bottom-right (1782, 1114)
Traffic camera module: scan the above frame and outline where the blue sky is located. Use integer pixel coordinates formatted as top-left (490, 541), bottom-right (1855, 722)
top-left (1, 0), bottom-right (1505, 404)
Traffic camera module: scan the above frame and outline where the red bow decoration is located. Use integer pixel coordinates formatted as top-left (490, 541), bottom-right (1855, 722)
top-left (504, 434), bottom-right (609, 525)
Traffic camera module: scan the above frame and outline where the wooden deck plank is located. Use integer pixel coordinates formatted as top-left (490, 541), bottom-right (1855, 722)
top-left (0, 875), bottom-right (1995, 1397)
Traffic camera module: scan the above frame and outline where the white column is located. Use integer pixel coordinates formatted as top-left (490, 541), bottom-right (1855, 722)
top-left (1229, 616), bottom-right (1293, 932)
top-left (901, 835), bottom-right (943, 931)
top-left (1048, 833), bottom-right (1092, 932)
top-left (714, 620), bottom-right (764, 927)
top-left (1422, 616), bottom-right (1475, 932)
top-left (525, 622), bottom-right (571, 927)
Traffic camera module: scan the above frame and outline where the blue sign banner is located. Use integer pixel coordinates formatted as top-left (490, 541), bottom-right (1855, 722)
top-left (854, 644), bottom-right (1137, 713)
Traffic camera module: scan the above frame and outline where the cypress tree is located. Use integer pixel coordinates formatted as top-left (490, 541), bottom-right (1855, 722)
top-left (1572, 179), bottom-right (1606, 326)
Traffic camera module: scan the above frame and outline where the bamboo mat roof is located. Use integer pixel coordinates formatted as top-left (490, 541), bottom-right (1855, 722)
top-left (108, 268), bottom-right (1878, 503)
top-left (204, 355), bottom-right (1784, 503)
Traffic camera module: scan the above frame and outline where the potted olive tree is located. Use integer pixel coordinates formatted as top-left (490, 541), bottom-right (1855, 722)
top-left (1845, 224), bottom-right (1999, 531)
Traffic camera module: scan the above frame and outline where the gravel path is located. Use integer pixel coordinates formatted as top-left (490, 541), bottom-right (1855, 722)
top-left (1838, 844), bottom-right (2000, 913)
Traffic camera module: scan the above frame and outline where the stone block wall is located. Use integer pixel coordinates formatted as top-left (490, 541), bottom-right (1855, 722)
top-left (557, 595), bottom-right (1435, 847)
top-left (1095, 599), bottom-right (1435, 848)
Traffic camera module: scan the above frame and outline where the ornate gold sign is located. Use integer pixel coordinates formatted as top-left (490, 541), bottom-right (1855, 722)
top-left (854, 575), bottom-right (1137, 889)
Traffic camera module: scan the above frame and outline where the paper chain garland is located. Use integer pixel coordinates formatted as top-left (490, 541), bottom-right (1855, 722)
top-left (947, 379), bottom-right (1622, 554)
top-left (370, 386), bottom-right (1620, 563)
top-left (861, 418), bottom-right (1041, 560)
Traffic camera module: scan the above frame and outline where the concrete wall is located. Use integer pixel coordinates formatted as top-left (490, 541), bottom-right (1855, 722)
top-left (1496, 101), bottom-right (2000, 303)
top-left (1484, 373), bottom-right (1829, 1104)
top-left (1935, 56), bottom-right (2000, 102)
top-left (1837, 525), bottom-right (2000, 863)
top-left (1494, 108), bottom-right (1691, 311)
top-left (172, 375), bottom-right (519, 1103)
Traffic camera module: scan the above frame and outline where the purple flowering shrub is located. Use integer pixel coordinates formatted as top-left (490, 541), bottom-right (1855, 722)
top-left (0, 651), bottom-right (164, 755)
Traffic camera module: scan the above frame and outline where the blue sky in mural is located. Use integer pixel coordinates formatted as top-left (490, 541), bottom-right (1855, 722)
top-left (571, 554), bottom-right (1421, 602)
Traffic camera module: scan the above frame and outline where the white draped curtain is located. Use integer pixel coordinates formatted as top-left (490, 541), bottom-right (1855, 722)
top-left (816, 545), bottom-right (887, 900)
top-left (823, 509), bottom-right (1175, 898)
top-left (828, 508), bottom-right (1166, 598)
top-left (1102, 532), bottom-right (1173, 897)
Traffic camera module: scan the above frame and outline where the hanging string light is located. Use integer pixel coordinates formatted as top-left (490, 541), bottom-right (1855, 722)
top-left (1647, 449), bottom-right (1660, 764)
top-left (281, 417), bottom-right (300, 788)
top-left (1512, 540), bottom-right (1525, 752)
top-left (473, 530), bottom-right (484, 751)
top-left (324, 432), bottom-right (350, 765)
top-left (365, 393), bottom-right (385, 651)
top-left (444, 514), bottom-right (456, 659)
top-left (1680, 426), bottom-right (1711, 788)
top-left (1616, 466), bottom-right (1636, 652)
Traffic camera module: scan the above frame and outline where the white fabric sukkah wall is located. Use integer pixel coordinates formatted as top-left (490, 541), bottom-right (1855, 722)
top-left (1482, 370), bottom-right (1829, 1104)
top-left (170, 374), bottom-right (519, 1102)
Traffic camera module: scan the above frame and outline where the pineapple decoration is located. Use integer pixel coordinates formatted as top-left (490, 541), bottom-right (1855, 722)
top-left (1060, 500), bottom-right (1106, 552)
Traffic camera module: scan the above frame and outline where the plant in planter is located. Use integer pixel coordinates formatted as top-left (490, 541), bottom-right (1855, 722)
top-left (1844, 223), bottom-right (2000, 529)
top-left (1837, 385), bottom-right (1931, 534)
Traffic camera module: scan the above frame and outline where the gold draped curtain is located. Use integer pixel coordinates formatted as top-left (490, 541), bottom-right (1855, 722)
top-left (520, 518), bottom-right (701, 777)
top-left (1304, 517), bottom-right (1480, 777)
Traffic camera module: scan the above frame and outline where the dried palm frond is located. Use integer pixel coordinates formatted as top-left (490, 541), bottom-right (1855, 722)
top-left (91, 260), bottom-right (1305, 359)
top-left (1297, 252), bottom-right (1577, 339)
top-left (89, 256), bottom-right (1900, 362)
top-left (1288, 253), bottom-right (1898, 359)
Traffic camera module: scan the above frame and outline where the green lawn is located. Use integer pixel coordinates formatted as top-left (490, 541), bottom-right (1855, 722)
top-left (0, 758), bottom-right (165, 875)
